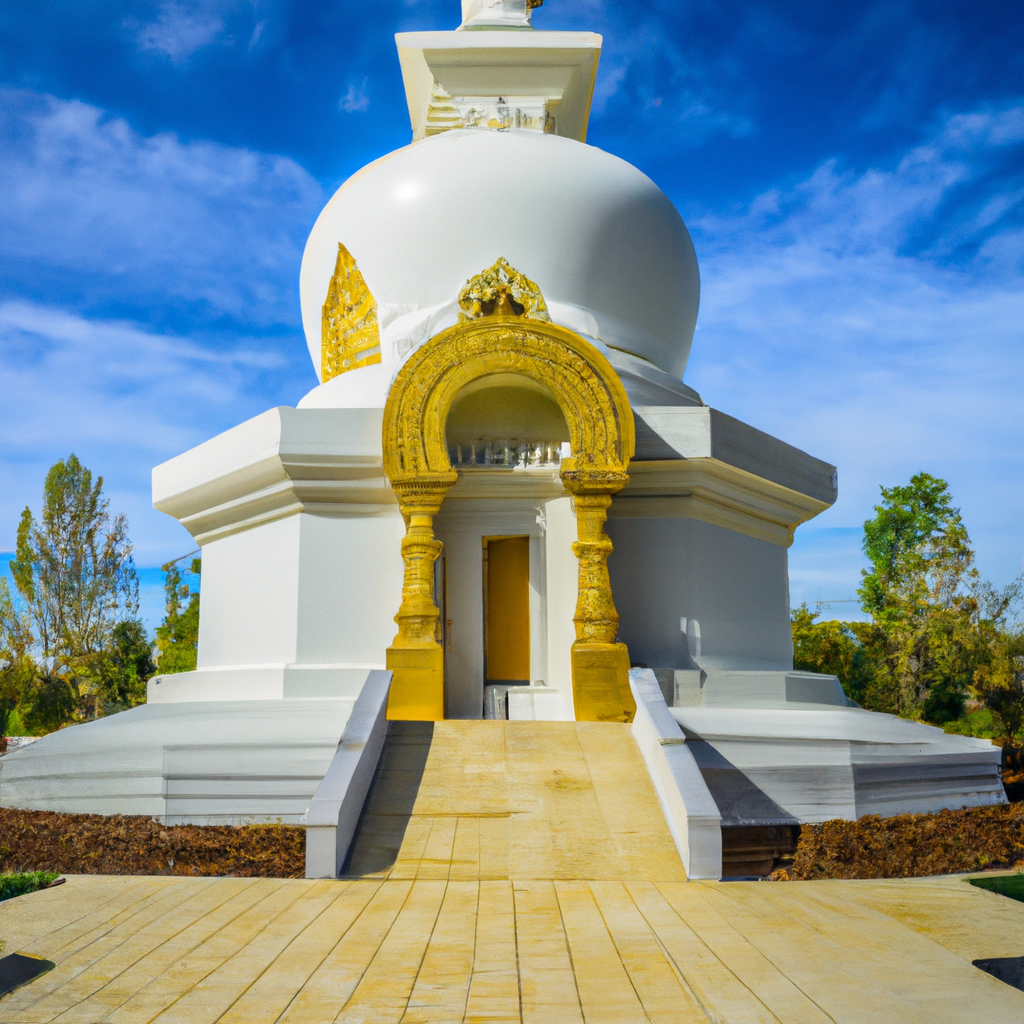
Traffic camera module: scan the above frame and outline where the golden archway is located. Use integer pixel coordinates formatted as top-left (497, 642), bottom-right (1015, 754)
top-left (382, 316), bottom-right (637, 723)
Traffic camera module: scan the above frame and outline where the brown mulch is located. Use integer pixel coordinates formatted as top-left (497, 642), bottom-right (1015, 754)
top-left (772, 802), bottom-right (1024, 880)
top-left (0, 808), bottom-right (304, 878)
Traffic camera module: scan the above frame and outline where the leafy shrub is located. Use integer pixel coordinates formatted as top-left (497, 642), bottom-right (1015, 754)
top-left (0, 871), bottom-right (60, 903)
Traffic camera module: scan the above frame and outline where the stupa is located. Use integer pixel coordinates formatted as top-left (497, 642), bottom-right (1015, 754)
top-left (0, 0), bottom-right (1004, 879)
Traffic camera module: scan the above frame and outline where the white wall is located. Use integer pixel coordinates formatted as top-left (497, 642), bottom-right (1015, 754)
top-left (295, 512), bottom-right (406, 666)
top-left (606, 517), bottom-right (793, 672)
top-left (198, 516), bottom-right (301, 668)
top-left (180, 509), bottom-right (405, 701)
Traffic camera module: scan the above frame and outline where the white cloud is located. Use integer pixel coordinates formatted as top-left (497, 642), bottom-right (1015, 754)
top-left (133, 2), bottom-right (227, 62)
top-left (543, 1), bottom-right (751, 143)
top-left (340, 80), bottom-right (370, 114)
top-left (0, 88), bottom-right (324, 327)
top-left (0, 89), bottom-right (323, 569)
top-left (686, 101), bottom-right (1024, 604)
top-left (0, 300), bottom-right (305, 566)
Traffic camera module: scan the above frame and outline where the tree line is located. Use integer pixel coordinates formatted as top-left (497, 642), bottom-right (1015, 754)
top-left (0, 455), bottom-right (199, 734)
top-left (794, 473), bottom-right (1024, 743)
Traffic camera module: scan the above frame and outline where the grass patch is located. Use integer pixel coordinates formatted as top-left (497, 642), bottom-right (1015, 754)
top-left (969, 873), bottom-right (1024, 903)
top-left (0, 871), bottom-right (60, 903)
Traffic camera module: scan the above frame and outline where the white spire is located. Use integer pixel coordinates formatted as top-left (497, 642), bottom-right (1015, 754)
top-left (460, 0), bottom-right (543, 30)
top-left (396, 3), bottom-right (600, 142)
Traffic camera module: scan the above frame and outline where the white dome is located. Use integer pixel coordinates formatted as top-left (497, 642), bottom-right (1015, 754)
top-left (299, 129), bottom-right (700, 405)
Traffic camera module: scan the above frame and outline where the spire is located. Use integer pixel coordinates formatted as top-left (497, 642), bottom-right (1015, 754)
top-left (460, 0), bottom-right (543, 30)
top-left (396, 3), bottom-right (600, 142)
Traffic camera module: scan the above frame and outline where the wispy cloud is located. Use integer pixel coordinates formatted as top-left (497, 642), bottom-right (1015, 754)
top-left (588, 16), bottom-right (752, 145)
top-left (132, 1), bottom-right (227, 62)
top-left (0, 88), bottom-right (321, 566)
top-left (0, 300), bottom-right (301, 564)
top-left (340, 79), bottom-right (370, 114)
top-left (687, 100), bottom-right (1024, 599)
top-left (0, 88), bottom-right (324, 330)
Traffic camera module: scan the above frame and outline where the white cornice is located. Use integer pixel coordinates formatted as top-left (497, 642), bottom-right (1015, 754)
top-left (613, 459), bottom-right (831, 547)
top-left (152, 407), bottom-right (833, 549)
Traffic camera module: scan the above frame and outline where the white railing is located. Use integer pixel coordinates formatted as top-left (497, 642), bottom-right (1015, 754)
top-left (304, 670), bottom-right (391, 879)
top-left (629, 668), bottom-right (723, 880)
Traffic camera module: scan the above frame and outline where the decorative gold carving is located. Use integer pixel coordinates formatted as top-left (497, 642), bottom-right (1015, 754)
top-left (321, 243), bottom-right (381, 381)
top-left (458, 258), bottom-right (551, 323)
top-left (381, 315), bottom-right (636, 723)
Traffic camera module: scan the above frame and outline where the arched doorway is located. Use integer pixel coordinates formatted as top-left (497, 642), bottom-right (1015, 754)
top-left (381, 315), bottom-right (636, 723)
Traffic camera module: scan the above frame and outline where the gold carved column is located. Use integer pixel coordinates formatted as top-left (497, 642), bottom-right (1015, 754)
top-left (385, 473), bottom-right (455, 720)
top-left (561, 468), bottom-right (636, 723)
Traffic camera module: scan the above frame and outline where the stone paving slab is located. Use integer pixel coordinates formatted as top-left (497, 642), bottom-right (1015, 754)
top-left (345, 721), bottom-right (687, 882)
top-left (1, 872), bottom-right (1022, 1023)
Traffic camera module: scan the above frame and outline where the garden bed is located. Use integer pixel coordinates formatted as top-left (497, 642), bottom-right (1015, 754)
top-left (772, 802), bottom-right (1024, 880)
top-left (0, 809), bottom-right (304, 878)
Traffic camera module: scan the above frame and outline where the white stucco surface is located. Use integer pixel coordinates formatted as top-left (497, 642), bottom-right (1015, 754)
top-left (305, 670), bottom-right (392, 878)
top-left (629, 669), bottom-right (723, 879)
top-left (300, 129), bottom-right (700, 383)
top-left (607, 516), bottom-right (795, 672)
top-left (671, 705), bottom-right (1006, 824)
top-left (0, 698), bottom-right (357, 823)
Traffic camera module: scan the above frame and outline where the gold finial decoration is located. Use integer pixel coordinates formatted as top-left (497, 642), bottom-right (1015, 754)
top-left (457, 257), bottom-right (552, 323)
top-left (321, 242), bottom-right (381, 381)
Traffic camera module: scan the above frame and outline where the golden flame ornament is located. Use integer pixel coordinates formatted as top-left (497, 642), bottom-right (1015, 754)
top-left (321, 243), bottom-right (382, 381)
top-left (457, 257), bottom-right (551, 323)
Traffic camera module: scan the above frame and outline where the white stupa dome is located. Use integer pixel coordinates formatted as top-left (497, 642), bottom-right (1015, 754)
top-left (299, 128), bottom-right (700, 408)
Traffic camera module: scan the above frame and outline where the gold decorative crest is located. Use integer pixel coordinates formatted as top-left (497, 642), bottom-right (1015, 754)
top-left (321, 243), bottom-right (381, 381)
top-left (457, 258), bottom-right (551, 322)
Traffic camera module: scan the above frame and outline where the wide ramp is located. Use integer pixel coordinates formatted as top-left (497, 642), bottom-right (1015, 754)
top-left (344, 720), bottom-right (687, 881)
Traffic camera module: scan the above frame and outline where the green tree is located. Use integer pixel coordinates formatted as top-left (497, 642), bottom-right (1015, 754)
top-left (97, 619), bottom-right (157, 713)
top-left (791, 604), bottom-right (873, 706)
top-left (0, 579), bottom-right (36, 736)
top-left (9, 454), bottom-right (140, 726)
top-left (856, 473), bottom-right (1020, 721)
top-left (971, 583), bottom-right (1024, 742)
top-left (22, 673), bottom-right (77, 734)
top-left (155, 557), bottom-right (200, 674)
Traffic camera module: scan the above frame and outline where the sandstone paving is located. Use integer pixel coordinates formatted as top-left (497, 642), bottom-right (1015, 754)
top-left (1, 720), bottom-right (1021, 1022)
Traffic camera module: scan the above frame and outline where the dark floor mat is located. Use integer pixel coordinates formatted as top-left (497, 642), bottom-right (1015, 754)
top-left (0, 953), bottom-right (56, 997)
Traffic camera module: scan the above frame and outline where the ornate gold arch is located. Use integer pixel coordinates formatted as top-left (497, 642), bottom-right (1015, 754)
top-left (382, 315), bottom-right (638, 724)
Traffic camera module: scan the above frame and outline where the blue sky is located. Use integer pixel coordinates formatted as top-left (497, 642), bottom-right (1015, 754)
top-left (1, 0), bottom-right (1022, 633)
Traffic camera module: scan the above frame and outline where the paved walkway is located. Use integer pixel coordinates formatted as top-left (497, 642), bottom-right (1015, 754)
top-left (1, 871), bottom-right (1022, 1022)
top-left (345, 721), bottom-right (686, 882)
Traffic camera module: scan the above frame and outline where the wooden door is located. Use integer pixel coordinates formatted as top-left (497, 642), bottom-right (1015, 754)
top-left (484, 536), bottom-right (530, 684)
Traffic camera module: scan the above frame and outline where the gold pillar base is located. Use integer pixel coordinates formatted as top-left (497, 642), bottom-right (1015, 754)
top-left (571, 643), bottom-right (636, 723)
top-left (386, 646), bottom-right (445, 721)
